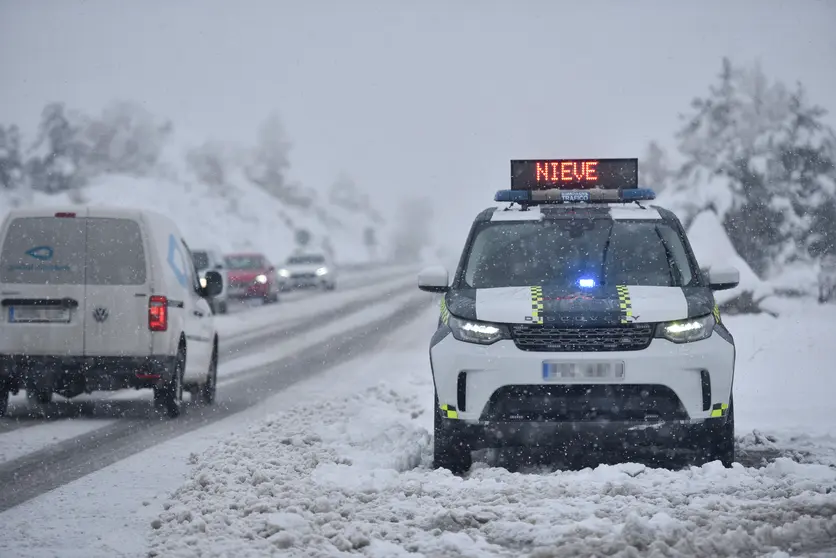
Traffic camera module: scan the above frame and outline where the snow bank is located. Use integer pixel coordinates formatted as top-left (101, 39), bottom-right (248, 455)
top-left (149, 302), bottom-right (836, 557)
top-left (686, 210), bottom-right (774, 305)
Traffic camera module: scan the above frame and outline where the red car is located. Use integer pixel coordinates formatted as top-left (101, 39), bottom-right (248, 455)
top-left (223, 252), bottom-right (280, 304)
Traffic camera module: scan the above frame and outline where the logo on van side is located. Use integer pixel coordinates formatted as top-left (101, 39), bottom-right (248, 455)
top-left (26, 246), bottom-right (54, 261)
top-left (167, 235), bottom-right (189, 288)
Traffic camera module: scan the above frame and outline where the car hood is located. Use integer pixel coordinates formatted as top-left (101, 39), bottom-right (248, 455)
top-left (227, 270), bottom-right (267, 281)
top-left (445, 285), bottom-right (715, 326)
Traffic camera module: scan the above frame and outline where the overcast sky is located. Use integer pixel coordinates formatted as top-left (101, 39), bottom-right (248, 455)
top-left (1, 0), bottom-right (834, 247)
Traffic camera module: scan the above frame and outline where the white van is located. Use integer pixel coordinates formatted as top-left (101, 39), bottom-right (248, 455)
top-left (0, 206), bottom-right (223, 418)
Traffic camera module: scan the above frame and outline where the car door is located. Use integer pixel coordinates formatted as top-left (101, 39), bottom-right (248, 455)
top-left (0, 211), bottom-right (88, 357)
top-left (82, 212), bottom-right (153, 358)
top-left (180, 238), bottom-right (213, 381)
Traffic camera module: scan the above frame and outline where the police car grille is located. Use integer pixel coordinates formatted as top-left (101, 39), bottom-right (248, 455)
top-left (510, 323), bottom-right (655, 352)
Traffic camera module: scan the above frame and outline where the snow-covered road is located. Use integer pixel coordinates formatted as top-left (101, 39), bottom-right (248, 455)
top-left (1, 293), bottom-right (835, 557)
top-left (143, 300), bottom-right (836, 558)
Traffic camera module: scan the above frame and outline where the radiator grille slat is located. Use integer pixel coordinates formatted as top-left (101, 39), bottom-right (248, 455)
top-left (510, 323), bottom-right (655, 352)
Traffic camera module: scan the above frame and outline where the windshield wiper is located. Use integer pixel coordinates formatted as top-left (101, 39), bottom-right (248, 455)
top-left (599, 223), bottom-right (615, 285)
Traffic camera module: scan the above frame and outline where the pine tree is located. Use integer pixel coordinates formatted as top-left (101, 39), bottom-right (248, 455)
top-left (673, 58), bottom-right (836, 276)
top-left (0, 125), bottom-right (25, 191)
top-left (639, 141), bottom-right (671, 192)
top-left (28, 102), bottom-right (88, 195)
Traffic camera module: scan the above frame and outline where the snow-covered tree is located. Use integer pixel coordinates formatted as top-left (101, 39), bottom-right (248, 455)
top-left (246, 114), bottom-right (314, 208)
top-left (28, 102), bottom-right (88, 195)
top-left (0, 125), bottom-right (25, 191)
top-left (82, 100), bottom-right (172, 176)
top-left (327, 173), bottom-right (385, 225)
top-left (672, 58), bottom-right (836, 276)
top-left (391, 196), bottom-right (434, 263)
top-left (639, 141), bottom-right (672, 193)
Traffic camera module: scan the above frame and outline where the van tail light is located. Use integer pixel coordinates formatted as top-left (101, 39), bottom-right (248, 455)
top-left (149, 296), bottom-right (168, 332)
top-left (55, 212), bottom-right (76, 218)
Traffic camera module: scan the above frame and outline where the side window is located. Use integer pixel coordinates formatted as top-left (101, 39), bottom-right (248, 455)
top-left (657, 226), bottom-right (694, 286)
top-left (180, 238), bottom-right (202, 295)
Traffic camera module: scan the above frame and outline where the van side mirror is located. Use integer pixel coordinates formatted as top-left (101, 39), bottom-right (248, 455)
top-left (201, 271), bottom-right (224, 298)
top-left (708, 267), bottom-right (740, 291)
top-left (418, 266), bottom-right (449, 293)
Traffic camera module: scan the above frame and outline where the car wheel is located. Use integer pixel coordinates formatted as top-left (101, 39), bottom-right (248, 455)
top-left (432, 392), bottom-right (472, 475)
top-left (155, 347), bottom-right (185, 418)
top-left (0, 385), bottom-right (9, 417)
top-left (703, 397), bottom-right (735, 468)
top-left (199, 347), bottom-right (218, 405)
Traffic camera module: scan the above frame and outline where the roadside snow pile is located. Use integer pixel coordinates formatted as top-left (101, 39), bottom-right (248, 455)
top-left (149, 302), bottom-right (836, 557)
top-left (686, 210), bottom-right (774, 306)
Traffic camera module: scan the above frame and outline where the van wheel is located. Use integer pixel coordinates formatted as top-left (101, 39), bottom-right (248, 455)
top-left (198, 348), bottom-right (218, 405)
top-left (155, 348), bottom-right (185, 418)
top-left (0, 385), bottom-right (9, 417)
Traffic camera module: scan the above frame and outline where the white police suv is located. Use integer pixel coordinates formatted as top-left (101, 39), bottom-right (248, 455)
top-left (418, 159), bottom-right (741, 473)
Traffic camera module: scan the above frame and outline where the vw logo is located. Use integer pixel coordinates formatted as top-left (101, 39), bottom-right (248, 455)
top-left (92, 307), bottom-right (109, 323)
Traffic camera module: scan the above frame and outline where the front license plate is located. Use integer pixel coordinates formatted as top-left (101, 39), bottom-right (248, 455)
top-left (542, 361), bottom-right (625, 382)
top-left (9, 306), bottom-right (71, 323)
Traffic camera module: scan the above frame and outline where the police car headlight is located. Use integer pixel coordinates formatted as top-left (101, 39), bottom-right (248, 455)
top-left (255, 274), bottom-right (268, 284)
top-left (448, 314), bottom-right (509, 345)
top-left (658, 314), bottom-right (715, 344)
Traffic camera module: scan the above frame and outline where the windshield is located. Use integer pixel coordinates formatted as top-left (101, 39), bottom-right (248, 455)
top-left (224, 255), bottom-right (265, 270)
top-left (191, 251), bottom-right (210, 271)
top-left (460, 219), bottom-right (697, 289)
top-left (287, 255), bottom-right (325, 265)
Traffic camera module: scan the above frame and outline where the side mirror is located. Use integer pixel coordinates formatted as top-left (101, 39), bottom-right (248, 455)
top-left (201, 270), bottom-right (224, 298)
top-left (267, 265), bottom-right (275, 272)
top-left (708, 266), bottom-right (740, 291)
top-left (215, 263), bottom-right (224, 270)
top-left (418, 266), bottom-right (449, 293)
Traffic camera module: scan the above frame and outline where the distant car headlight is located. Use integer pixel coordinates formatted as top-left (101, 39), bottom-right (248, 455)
top-left (278, 269), bottom-right (290, 278)
top-left (315, 267), bottom-right (329, 276)
top-left (448, 314), bottom-right (509, 345)
top-left (658, 314), bottom-right (715, 343)
top-left (255, 274), bottom-right (268, 284)
top-left (199, 276), bottom-right (207, 289)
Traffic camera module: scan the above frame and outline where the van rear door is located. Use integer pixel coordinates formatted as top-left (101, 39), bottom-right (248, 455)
top-left (0, 212), bottom-right (88, 357)
top-left (82, 214), bottom-right (153, 357)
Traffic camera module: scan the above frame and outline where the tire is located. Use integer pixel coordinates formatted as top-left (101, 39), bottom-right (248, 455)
top-left (704, 397), bottom-right (735, 468)
top-left (0, 385), bottom-right (9, 417)
top-left (432, 393), bottom-right (472, 475)
top-left (198, 347), bottom-right (218, 405)
top-left (155, 347), bottom-right (185, 418)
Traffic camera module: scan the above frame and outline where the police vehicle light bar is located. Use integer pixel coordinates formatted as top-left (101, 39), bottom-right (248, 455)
top-left (494, 187), bottom-right (656, 204)
top-left (511, 159), bottom-right (638, 190)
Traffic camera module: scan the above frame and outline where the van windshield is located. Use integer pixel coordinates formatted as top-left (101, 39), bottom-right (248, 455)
top-left (0, 217), bottom-right (147, 285)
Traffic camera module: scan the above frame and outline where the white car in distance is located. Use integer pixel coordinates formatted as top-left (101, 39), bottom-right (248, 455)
top-left (278, 253), bottom-right (337, 291)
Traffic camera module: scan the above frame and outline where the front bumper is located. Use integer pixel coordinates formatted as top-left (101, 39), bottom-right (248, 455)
top-left (430, 330), bottom-right (734, 446)
top-left (0, 354), bottom-right (177, 393)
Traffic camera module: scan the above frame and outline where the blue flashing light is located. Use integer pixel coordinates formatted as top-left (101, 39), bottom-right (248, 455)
top-left (578, 278), bottom-right (596, 288)
top-left (494, 188), bottom-right (656, 204)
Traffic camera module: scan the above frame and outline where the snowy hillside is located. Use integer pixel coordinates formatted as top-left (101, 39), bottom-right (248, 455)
top-left (0, 126), bottom-right (390, 267)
